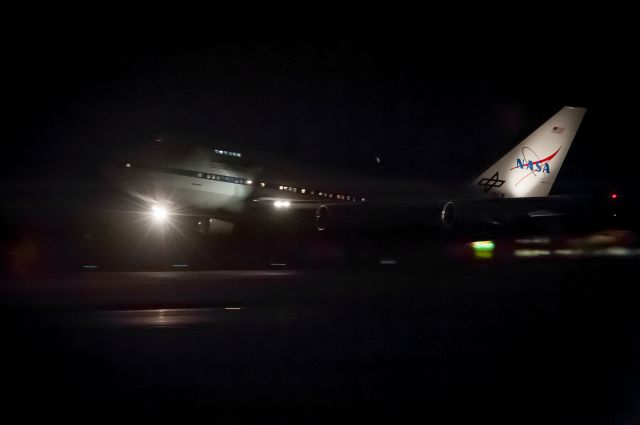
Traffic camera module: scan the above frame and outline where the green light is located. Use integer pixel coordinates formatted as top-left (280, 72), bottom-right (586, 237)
top-left (471, 240), bottom-right (495, 252)
top-left (474, 250), bottom-right (494, 260)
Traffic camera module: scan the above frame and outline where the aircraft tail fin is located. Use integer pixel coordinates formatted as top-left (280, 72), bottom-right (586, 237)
top-left (474, 106), bottom-right (586, 198)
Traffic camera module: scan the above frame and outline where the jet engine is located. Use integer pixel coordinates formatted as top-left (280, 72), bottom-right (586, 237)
top-left (440, 201), bottom-right (456, 228)
top-left (315, 205), bottom-right (329, 231)
top-left (197, 217), bottom-right (235, 235)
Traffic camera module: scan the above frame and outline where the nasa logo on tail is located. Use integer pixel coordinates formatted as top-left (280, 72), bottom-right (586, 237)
top-left (473, 107), bottom-right (586, 198)
top-left (510, 146), bottom-right (561, 187)
top-left (515, 158), bottom-right (551, 174)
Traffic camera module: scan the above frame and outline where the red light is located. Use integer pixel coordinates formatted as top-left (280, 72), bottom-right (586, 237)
top-left (611, 193), bottom-right (618, 199)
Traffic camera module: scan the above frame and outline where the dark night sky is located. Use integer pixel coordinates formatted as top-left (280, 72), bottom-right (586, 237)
top-left (6, 24), bottom-right (639, 195)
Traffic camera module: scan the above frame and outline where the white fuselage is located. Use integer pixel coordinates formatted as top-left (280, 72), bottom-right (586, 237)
top-left (114, 143), bottom-right (363, 217)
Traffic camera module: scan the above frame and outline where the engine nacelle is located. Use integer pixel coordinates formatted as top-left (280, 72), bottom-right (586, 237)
top-left (315, 205), bottom-right (329, 231)
top-left (313, 204), bottom-right (361, 231)
top-left (315, 202), bottom-right (458, 232)
top-left (440, 201), bottom-right (456, 228)
top-left (197, 217), bottom-right (235, 235)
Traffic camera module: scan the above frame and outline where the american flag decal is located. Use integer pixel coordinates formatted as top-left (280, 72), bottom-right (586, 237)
top-left (551, 126), bottom-right (564, 134)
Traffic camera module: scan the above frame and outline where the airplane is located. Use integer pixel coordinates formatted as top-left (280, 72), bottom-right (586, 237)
top-left (109, 105), bottom-right (589, 241)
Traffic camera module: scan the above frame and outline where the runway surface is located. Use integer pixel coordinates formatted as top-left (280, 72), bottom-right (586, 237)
top-left (1, 261), bottom-right (639, 424)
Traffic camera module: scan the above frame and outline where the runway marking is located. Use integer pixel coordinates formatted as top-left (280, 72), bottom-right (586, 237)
top-left (89, 307), bottom-right (248, 327)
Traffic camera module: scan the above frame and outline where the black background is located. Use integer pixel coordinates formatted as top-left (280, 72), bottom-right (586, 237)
top-left (5, 22), bottom-right (638, 195)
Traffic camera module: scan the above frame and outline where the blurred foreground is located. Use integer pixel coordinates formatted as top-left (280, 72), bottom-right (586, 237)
top-left (1, 258), bottom-right (639, 424)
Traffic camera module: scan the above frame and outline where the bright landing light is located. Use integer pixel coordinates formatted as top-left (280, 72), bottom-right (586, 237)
top-left (151, 204), bottom-right (169, 222)
top-left (273, 200), bottom-right (291, 208)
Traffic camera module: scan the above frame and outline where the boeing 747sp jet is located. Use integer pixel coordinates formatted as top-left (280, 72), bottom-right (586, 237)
top-left (112, 106), bottom-right (587, 237)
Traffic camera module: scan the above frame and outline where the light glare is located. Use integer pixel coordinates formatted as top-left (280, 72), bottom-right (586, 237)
top-left (273, 200), bottom-right (291, 208)
top-left (151, 204), bottom-right (169, 222)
